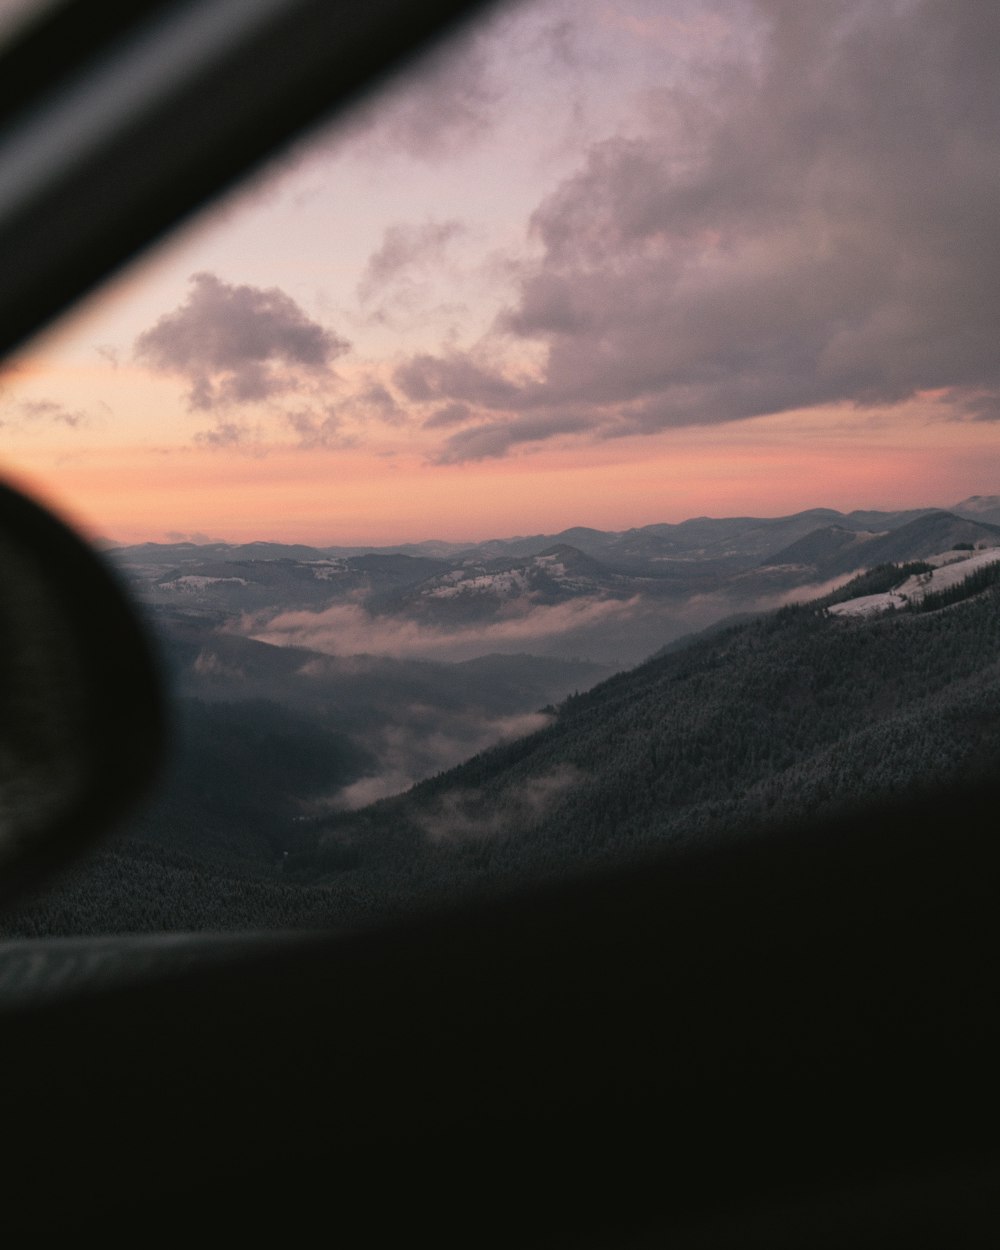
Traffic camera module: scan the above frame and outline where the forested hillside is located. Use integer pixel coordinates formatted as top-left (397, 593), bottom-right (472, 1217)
top-left (4, 566), bottom-right (999, 936)
top-left (294, 571), bottom-right (1000, 911)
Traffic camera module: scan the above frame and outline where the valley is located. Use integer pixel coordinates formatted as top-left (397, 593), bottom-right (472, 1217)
top-left (4, 495), bottom-right (1000, 937)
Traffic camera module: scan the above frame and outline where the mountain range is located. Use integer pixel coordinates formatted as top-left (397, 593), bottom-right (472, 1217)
top-left (107, 495), bottom-right (1000, 566)
top-left (3, 495), bottom-right (998, 938)
top-left (110, 500), bottom-right (1000, 667)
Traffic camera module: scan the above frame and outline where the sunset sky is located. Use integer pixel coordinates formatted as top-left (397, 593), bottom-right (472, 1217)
top-left (2, 0), bottom-right (998, 546)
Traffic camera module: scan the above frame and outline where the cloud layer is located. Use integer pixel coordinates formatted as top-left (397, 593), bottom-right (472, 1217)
top-left (334, 17), bottom-right (501, 161)
top-left (333, 711), bottom-right (556, 811)
top-left (135, 272), bottom-right (349, 411)
top-left (394, 0), bottom-right (1000, 460)
top-left (248, 595), bottom-right (645, 664)
top-left (358, 220), bottom-right (466, 305)
top-left (416, 763), bottom-right (581, 842)
top-left (15, 398), bottom-right (87, 428)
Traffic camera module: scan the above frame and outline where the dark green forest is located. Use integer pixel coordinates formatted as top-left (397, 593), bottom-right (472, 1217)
top-left (4, 566), bottom-right (999, 937)
top-left (295, 571), bottom-right (1000, 907)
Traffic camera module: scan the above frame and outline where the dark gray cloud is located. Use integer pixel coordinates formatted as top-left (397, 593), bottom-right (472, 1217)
top-left (433, 412), bottom-right (596, 463)
top-left (537, 16), bottom-right (581, 72)
top-left (961, 394), bottom-right (1000, 422)
top-left (135, 272), bottom-right (349, 410)
top-left (355, 381), bottom-right (403, 424)
top-left (358, 220), bottom-right (465, 303)
top-left (340, 22), bottom-right (500, 161)
top-left (423, 402), bottom-right (471, 430)
top-left (193, 421), bottom-right (251, 449)
top-left (394, 352), bottom-right (525, 407)
top-left (285, 407), bottom-right (356, 450)
top-left (330, 379), bottom-right (406, 428)
top-left (18, 398), bottom-right (86, 427)
top-left (403, 0), bottom-right (1000, 459)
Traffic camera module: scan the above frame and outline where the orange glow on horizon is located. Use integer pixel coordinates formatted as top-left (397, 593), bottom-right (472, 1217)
top-left (6, 400), bottom-right (996, 548)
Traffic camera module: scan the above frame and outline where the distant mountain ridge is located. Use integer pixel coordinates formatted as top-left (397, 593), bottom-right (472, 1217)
top-left (109, 503), bottom-right (952, 567)
top-left (951, 495), bottom-right (1000, 526)
top-left (758, 511), bottom-right (1000, 580)
top-left (110, 501), bottom-right (1000, 668)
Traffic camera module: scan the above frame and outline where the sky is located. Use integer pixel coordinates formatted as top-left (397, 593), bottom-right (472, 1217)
top-left (1, 0), bottom-right (999, 546)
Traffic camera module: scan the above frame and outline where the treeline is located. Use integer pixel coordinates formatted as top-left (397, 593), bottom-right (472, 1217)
top-left (818, 561), bottom-right (933, 607)
top-left (815, 553), bottom-right (1000, 616)
top-left (0, 840), bottom-right (351, 938)
top-left (0, 695), bottom-right (376, 938)
top-left (911, 557), bottom-right (1000, 613)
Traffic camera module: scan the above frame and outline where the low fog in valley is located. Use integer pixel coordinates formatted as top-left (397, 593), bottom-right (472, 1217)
top-left (109, 497), bottom-right (1000, 811)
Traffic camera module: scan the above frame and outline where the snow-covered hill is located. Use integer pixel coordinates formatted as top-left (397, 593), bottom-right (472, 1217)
top-left (828, 547), bottom-right (1000, 617)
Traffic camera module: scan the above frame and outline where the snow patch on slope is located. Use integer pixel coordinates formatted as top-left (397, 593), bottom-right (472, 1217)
top-left (164, 575), bottom-right (250, 591)
top-left (428, 569), bottom-right (532, 599)
top-left (828, 547), bottom-right (1000, 617)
